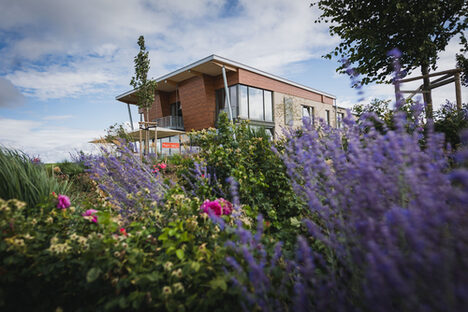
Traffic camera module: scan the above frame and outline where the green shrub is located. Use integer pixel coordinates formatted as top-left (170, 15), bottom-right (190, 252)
top-left (0, 147), bottom-right (71, 209)
top-left (434, 101), bottom-right (468, 149)
top-left (184, 113), bottom-right (305, 242)
top-left (0, 189), bottom-right (241, 311)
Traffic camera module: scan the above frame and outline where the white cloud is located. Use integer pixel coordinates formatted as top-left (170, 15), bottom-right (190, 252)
top-left (0, 118), bottom-right (104, 163)
top-left (0, 77), bottom-right (25, 107)
top-left (1, 0), bottom-right (337, 100)
top-left (43, 115), bottom-right (73, 121)
top-left (6, 63), bottom-right (118, 100)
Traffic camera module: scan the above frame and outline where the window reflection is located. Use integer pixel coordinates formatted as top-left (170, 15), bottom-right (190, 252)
top-left (239, 85), bottom-right (248, 118)
top-left (216, 84), bottom-right (274, 122)
top-left (249, 87), bottom-right (263, 120)
top-left (264, 91), bottom-right (273, 121)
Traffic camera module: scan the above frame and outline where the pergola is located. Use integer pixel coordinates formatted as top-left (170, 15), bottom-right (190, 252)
top-left (89, 126), bottom-right (186, 158)
top-left (395, 68), bottom-right (463, 118)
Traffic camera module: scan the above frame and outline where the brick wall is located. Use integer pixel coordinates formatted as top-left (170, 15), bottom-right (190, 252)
top-left (238, 68), bottom-right (334, 104)
top-left (213, 70), bottom-right (239, 89)
top-left (179, 75), bottom-right (216, 131)
top-left (145, 65), bottom-right (335, 131)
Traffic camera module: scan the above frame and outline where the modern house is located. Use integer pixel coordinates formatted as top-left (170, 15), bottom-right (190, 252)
top-left (116, 55), bottom-right (345, 154)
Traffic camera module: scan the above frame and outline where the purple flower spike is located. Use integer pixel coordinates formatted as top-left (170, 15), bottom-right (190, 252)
top-left (387, 48), bottom-right (402, 58)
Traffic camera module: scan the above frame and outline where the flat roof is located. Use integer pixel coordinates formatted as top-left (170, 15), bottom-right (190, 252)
top-left (116, 55), bottom-right (336, 104)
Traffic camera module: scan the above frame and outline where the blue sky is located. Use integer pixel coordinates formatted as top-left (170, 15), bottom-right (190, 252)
top-left (0, 0), bottom-right (466, 162)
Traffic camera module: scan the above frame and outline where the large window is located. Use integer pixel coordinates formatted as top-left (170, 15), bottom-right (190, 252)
top-left (337, 112), bottom-right (345, 128)
top-left (217, 84), bottom-right (273, 122)
top-left (216, 86), bottom-right (237, 119)
top-left (302, 105), bottom-right (314, 125)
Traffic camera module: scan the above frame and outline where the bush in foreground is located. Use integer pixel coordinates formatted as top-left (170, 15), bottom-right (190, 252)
top-left (225, 111), bottom-right (468, 311)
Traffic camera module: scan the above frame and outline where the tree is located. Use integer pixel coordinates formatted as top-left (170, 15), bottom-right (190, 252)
top-left (456, 35), bottom-right (468, 87)
top-left (434, 100), bottom-right (468, 149)
top-left (313, 0), bottom-right (468, 119)
top-left (130, 35), bottom-right (157, 122)
top-left (352, 97), bottom-right (419, 133)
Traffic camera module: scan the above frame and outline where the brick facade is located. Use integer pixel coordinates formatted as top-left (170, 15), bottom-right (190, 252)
top-left (144, 60), bottom-right (336, 133)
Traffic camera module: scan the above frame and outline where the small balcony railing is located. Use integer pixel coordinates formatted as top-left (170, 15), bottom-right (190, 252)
top-left (154, 115), bottom-right (184, 130)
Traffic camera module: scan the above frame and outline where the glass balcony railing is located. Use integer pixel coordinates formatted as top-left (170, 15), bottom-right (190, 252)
top-left (154, 115), bottom-right (184, 130)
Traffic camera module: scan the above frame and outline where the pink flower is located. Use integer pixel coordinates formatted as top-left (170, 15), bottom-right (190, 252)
top-left (200, 198), bottom-right (233, 216)
top-left (82, 209), bottom-right (98, 223)
top-left (200, 200), bottom-right (223, 216)
top-left (218, 198), bottom-right (233, 215)
top-left (57, 194), bottom-right (71, 209)
top-left (158, 163), bottom-right (167, 170)
top-left (119, 228), bottom-right (128, 236)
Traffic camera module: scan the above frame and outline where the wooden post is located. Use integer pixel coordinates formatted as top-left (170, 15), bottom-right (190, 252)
top-left (139, 128), bottom-right (143, 160)
top-left (145, 128), bottom-right (148, 156)
top-left (179, 135), bottom-right (182, 154)
top-left (454, 72), bottom-right (462, 110)
top-left (421, 65), bottom-right (433, 119)
top-left (154, 124), bottom-right (158, 157)
top-left (394, 81), bottom-right (401, 107)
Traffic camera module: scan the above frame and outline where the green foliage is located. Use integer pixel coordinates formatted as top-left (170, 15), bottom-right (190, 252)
top-left (353, 98), bottom-right (394, 132)
top-left (130, 35), bottom-right (157, 113)
top-left (352, 98), bottom-right (420, 133)
top-left (434, 101), bottom-right (468, 149)
top-left (104, 123), bottom-right (134, 143)
top-left (186, 113), bottom-right (305, 241)
top-left (0, 189), bottom-right (240, 311)
top-left (0, 147), bottom-right (71, 209)
top-left (313, 0), bottom-right (468, 84)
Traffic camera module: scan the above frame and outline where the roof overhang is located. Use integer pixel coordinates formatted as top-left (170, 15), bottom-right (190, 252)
top-left (116, 55), bottom-right (336, 104)
top-left (89, 127), bottom-right (186, 144)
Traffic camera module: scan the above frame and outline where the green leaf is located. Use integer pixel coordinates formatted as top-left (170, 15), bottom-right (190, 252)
top-left (209, 276), bottom-right (227, 291)
top-left (176, 249), bottom-right (185, 260)
top-left (86, 267), bottom-right (102, 283)
top-left (190, 261), bottom-right (201, 272)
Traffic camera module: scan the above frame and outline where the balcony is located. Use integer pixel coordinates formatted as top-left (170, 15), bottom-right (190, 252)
top-left (154, 115), bottom-right (184, 130)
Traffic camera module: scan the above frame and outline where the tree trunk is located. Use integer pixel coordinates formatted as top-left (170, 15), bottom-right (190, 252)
top-left (421, 64), bottom-right (433, 120)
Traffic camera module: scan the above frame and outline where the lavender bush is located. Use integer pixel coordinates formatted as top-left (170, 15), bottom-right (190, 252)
top-left (226, 107), bottom-right (468, 311)
top-left (83, 142), bottom-right (167, 220)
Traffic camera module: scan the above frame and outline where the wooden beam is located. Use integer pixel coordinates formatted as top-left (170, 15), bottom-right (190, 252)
top-left (455, 72), bottom-right (462, 110)
top-left (430, 74), bottom-right (452, 85)
top-left (405, 86), bottom-right (423, 100)
top-left (400, 90), bottom-right (431, 94)
top-left (429, 77), bottom-right (455, 90)
top-left (399, 68), bottom-right (461, 83)
top-left (188, 69), bottom-right (204, 77)
top-left (212, 61), bottom-right (237, 72)
top-left (163, 79), bottom-right (178, 87)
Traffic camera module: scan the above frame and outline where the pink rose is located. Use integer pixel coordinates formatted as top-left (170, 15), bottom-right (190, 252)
top-left (218, 198), bottom-right (233, 215)
top-left (200, 198), bottom-right (233, 216)
top-left (57, 194), bottom-right (71, 209)
top-left (82, 209), bottom-right (98, 223)
top-left (158, 163), bottom-right (167, 170)
top-left (200, 200), bottom-right (223, 216)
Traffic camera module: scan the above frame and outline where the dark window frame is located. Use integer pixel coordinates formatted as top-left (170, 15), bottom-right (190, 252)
top-left (216, 84), bottom-right (274, 123)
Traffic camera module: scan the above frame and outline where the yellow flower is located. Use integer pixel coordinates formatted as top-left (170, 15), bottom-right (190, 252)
top-left (162, 286), bottom-right (172, 296)
top-left (173, 282), bottom-right (184, 293)
top-left (163, 262), bottom-right (173, 271)
top-left (171, 268), bottom-right (183, 278)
